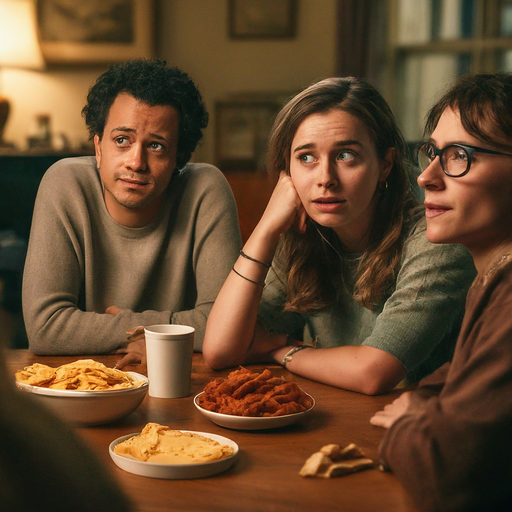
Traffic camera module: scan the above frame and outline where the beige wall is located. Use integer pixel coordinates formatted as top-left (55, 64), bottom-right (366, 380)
top-left (1, 66), bottom-right (105, 151)
top-left (1, 0), bottom-right (337, 163)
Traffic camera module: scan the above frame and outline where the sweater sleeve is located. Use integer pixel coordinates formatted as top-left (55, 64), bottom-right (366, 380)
top-left (362, 219), bottom-right (476, 378)
top-left (22, 160), bottom-right (241, 355)
top-left (378, 272), bottom-right (512, 512)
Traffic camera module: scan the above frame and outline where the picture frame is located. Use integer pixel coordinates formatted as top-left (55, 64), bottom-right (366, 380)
top-left (215, 94), bottom-right (288, 171)
top-left (36, 0), bottom-right (155, 64)
top-left (229, 0), bottom-right (297, 39)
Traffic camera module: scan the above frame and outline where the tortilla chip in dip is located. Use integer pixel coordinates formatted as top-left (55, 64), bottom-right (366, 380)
top-left (113, 423), bottom-right (235, 464)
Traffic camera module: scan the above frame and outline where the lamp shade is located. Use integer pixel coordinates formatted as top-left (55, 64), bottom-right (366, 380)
top-left (0, 0), bottom-right (44, 69)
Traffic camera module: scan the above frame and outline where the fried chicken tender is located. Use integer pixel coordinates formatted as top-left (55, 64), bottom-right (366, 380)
top-left (198, 367), bottom-right (313, 417)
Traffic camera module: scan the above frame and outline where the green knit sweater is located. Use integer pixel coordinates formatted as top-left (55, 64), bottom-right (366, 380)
top-left (258, 216), bottom-right (476, 382)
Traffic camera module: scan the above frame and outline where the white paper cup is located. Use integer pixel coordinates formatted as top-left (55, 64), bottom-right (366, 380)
top-left (144, 324), bottom-right (195, 398)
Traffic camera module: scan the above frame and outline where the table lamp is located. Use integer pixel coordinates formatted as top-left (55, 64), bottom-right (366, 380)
top-left (0, 0), bottom-right (45, 147)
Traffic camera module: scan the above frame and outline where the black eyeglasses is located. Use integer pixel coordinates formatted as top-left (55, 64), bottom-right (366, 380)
top-left (415, 141), bottom-right (512, 177)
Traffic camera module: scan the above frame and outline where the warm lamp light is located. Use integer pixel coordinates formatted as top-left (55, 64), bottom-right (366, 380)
top-left (0, 0), bottom-right (45, 146)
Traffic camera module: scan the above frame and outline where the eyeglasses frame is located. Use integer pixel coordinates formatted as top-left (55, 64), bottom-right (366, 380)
top-left (415, 141), bottom-right (512, 178)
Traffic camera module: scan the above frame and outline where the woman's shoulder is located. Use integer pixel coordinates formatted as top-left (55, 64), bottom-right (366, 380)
top-left (404, 205), bottom-right (427, 236)
top-left (479, 253), bottom-right (512, 289)
top-left (467, 254), bottom-right (512, 331)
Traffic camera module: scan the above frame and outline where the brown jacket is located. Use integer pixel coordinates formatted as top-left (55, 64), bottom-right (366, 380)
top-left (379, 255), bottom-right (512, 512)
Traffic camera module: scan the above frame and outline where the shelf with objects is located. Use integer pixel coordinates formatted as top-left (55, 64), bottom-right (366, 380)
top-left (382, 0), bottom-right (512, 143)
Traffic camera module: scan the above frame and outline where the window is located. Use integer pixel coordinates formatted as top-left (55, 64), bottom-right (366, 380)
top-left (383, 0), bottom-right (512, 141)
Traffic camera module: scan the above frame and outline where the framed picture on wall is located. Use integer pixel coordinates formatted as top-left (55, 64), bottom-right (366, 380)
top-left (36, 0), bottom-right (154, 64)
top-left (215, 94), bottom-right (289, 171)
top-left (229, 0), bottom-right (297, 39)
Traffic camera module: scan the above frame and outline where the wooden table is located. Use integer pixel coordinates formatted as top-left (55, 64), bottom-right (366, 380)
top-left (8, 351), bottom-right (417, 512)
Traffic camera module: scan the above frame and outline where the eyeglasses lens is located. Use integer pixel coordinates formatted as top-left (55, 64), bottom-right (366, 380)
top-left (417, 144), bottom-right (435, 172)
top-left (417, 144), bottom-right (469, 176)
top-left (442, 146), bottom-right (469, 176)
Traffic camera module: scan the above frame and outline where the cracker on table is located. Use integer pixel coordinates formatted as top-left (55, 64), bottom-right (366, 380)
top-left (300, 443), bottom-right (374, 478)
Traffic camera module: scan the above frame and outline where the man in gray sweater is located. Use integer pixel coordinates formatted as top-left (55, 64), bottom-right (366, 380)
top-left (22, 59), bottom-right (241, 363)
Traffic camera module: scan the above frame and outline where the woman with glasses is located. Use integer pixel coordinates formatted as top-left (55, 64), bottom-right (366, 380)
top-left (371, 73), bottom-right (512, 511)
top-left (203, 77), bottom-right (475, 395)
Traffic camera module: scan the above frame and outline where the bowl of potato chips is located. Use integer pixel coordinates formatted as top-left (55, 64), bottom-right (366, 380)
top-left (15, 359), bottom-right (148, 426)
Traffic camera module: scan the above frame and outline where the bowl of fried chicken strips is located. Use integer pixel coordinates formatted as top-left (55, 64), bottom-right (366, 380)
top-left (15, 360), bottom-right (148, 426)
top-left (195, 367), bottom-right (315, 430)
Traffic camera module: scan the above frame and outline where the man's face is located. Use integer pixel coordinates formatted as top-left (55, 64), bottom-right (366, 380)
top-left (94, 93), bottom-right (180, 227)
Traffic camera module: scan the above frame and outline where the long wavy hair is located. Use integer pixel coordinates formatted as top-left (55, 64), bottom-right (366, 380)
top-left (267, 77), bottom-right (418, 313)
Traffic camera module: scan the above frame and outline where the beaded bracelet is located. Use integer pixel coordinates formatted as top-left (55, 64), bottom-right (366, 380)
top-left (232, 266), bottom-right (266, 287)
top-left (240, 250), bottom-right (271, 269)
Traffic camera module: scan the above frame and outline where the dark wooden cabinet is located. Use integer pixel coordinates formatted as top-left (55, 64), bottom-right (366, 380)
top-left (0, 152), bottom-right (91, 348)
top-left (0, 152), bottom-right (91, 238)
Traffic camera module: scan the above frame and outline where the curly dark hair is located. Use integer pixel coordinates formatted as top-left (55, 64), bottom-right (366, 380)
top-left (81, 59), bottom-right (209, 169)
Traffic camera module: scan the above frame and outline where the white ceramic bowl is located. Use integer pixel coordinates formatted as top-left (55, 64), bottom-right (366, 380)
top-left (109, 431), bottom-right (239, 479)
top-left (15, 372), bottom-right (148, 426)
top-left (194, 391), bottom-right (315, 430)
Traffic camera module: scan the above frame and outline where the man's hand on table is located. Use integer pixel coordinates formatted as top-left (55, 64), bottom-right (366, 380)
top-left (105, 306), bottom-right (147, 371)
top-left (115, 325), bottom-right (147, 370)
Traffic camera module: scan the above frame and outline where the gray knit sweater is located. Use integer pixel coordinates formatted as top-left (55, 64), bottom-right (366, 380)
top-left (22, 157), bottom-right (242, 355)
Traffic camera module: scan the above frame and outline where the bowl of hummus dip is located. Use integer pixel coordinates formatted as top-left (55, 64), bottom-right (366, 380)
top-left (109, 422), bottom-right (239, 479)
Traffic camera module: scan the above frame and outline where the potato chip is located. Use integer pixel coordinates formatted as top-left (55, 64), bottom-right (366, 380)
top-left (15, 359), bottom-right (143, 391)
top-left (299, 443), bottom-right (374, 478)
top-left (15, 363), bottom-right (55, 387)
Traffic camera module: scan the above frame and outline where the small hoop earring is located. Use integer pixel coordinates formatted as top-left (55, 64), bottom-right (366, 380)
top-left (380, 180), bottom-right (388, 190)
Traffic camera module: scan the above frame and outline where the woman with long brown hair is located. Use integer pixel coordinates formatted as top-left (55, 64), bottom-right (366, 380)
top-left (203, 77), bottom-right (475, 395)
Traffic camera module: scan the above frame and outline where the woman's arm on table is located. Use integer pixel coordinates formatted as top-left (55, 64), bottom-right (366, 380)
top-left (203, 172), bottom-right (306, 369)
top-left (248, 229), bottom-right (473, 395)
top-left (267, 234), bottom-right (473, 395)
top-left (271, 343), bottom-right (406, 395)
